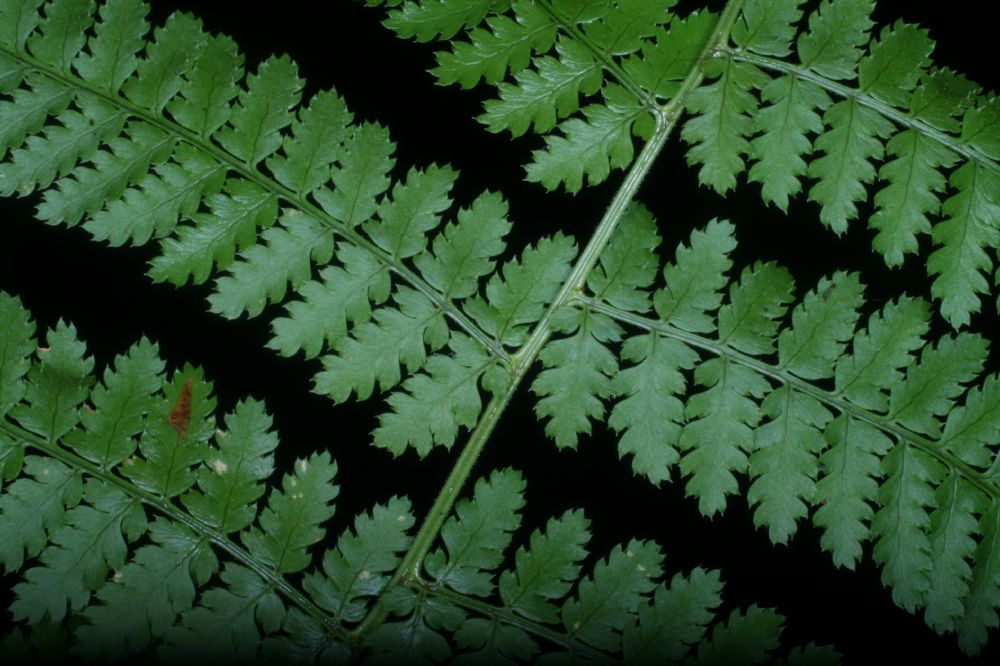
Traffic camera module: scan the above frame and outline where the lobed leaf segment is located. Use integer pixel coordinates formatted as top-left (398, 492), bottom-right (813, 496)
top-left (376, 0), bottom-right (1000, 329)
top-left (0, 292), bottom-right (830, 663)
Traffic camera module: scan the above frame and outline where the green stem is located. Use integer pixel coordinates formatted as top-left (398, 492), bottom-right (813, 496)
top-left (0, 418), bottom-right (350, 644)
top-left (576, 294), bottom-right (1000, 503)
top-left (353, 0), bottom-right (746, 644)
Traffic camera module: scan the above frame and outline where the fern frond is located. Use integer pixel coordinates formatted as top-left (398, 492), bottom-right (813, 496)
top-left (548, 212), bottom-right (1000, 652)
top-left (387, 0), bottom-right (1000, 326)
top-left (0, 0), bottom-right (548, 460)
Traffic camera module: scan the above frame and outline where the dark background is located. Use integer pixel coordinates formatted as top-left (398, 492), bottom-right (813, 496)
top-left (1, 0), bottom-right (998, 663)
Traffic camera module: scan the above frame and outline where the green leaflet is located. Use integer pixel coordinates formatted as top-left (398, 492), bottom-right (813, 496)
top-left (532, 307), bottom-right (622, 449)
top-left (10, 321), bottom-right (93, 442)
top-left (413, 190), bottom-right (512, 299)
top-left (242, 453), bottom-right (338, 576)
top-left (302, 496), bottom-right (414, 624)
top-left (181, 399), bottom-right (279, 534)
top-left (0, 292), bottom-right (34, 419)
top-left (425, 468), bottom-right (525, 596)
top-left (466, 232), bottom-right (577, 347)
top-left (498, 509), bottom-right (590, 624)
top-left (10, 480), bottom-right (146, 623)
top-left (216, 55), bottom-right (303, 166)
top-left (62, 338), bottom-right (164, 470)
top-left (73, 0), bottom-right (148, 94)
top-left (209, 210), bottom-right (335, 319)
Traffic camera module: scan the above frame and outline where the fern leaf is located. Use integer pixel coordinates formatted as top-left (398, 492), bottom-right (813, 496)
top-left (315, 122), bottom-right (396, 227)
top-left (82, 145), bottom-right (223, 245)
top-left (748, 75), bottom-right (830, 211)
top-left (680, 356), bottom-right (769, 517)
top-left (433, 0), bottom-right (555, 88)
top-left (0, 73), bottom-right (73, 156)
top-left (814, 415), bottom-right (893, 569)
top-left (498, 509), bottom-right (590, 624)
top-left (73, 0), bottom-right (148, 94)
top-left (383, 0), bottom-right (506, 42)
top-left (364, 164), bottom-right (458, 260)
top-left (216, 54), bottom-right (302, 166)
top-left (872, 443), bottom-right (944, 613)
top-left (480, 38), bottom-right (602, 136)
top-left (10, 480), bottom-right (145, 623)
top-left (858, 22), bottom-right (932, 107)
top-left (609, 333), bottom-right (697, 484)
top-left (559, 540), bottom-right (662, 653)
top-left (834, 296), bottom-right (929, 412)
top-left (940, 375), bottom-right (1000, 469)
top-left (63, 338), bottom-right (164, 470)
top-left (269, 244), bottom-right (391, 359)
top-left (413, 190), bottom-right (511, 299)
top-left (426, 468), bottom-right (524, 596)
top-left (241, 452), bottom-right (339, 576)
top-left (654, 218), bottom-right (736, 333)
top-left (302, 496), bottom-right (415, 623)
top-left (208, 210), bottom-right (335, 319)
top-left (887, 333), bottom-right (987, 438)
top-left (622, 11), bottom-right (715, 102)
top-left (690, 605), bottom-right (783, 665)
top-left (924, 474), bottom-right (988, 633)
top-left (869, 130), bottom-right (958, 266)
top-left (0, 292), bottom-right (34, 418)
top-left (717, 262), bottom-right (795, 355)
top-left (622, 568), bottom-right (723, 662)
top-left (266, 89), bottom-right (352, 195)
top-left (10, 321), bottom-right (92, 441)
top-left (748, 386), bottom-right (831, 543)
top-left (166, 33), bottom-right (242, 138)
top-left (777, 272), bottom-right (864, 381)
top-left (731, 0), bottom-right (805, 57)
top-left (466, 232), bottom-right (576, 347)
top-left (532, 308), bottom-right (621, 449)
top-left (122, 369), bottom-right (215, 498)
top-left (163, 563), bottom-right (285, 662)
top-left (928, 164), bottom-right (1000, 328)
top-left (808, 99), bottom-right (894, 234)
top-left (36, 121), bottom-right (176, 226)
top-left (681, 56), bottom-right (768, 193)
top-left (587, 201), bottom-right (660, 312)
top-left (957, 502), bottom-right (1000, 655)
top-left (25, 0), bottom-right (93, 74)
top-left (527, 90), bottom-right (644, 192)
top-left (795, 0), bottom-right (873, 81)
top-left (121, 12), bottom-right (205, 113)
top-left (180, 399), bottom-right (278, 534)
top-left (314, 286), bottom-right (447, 402)
top-left (0, 94), bottom-right (125, 198)
top-left (75, 519), bottom-right (216, 660)
top-left (373, 334), bottom-right (493, 456)
top-left (0, 456), bottom-right (81, 571)
top-left (0, 0), bottom-right (44, 52)
top-left (149, 178), bottom-right (278, 286)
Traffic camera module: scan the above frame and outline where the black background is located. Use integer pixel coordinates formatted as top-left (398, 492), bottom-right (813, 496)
top-left (1, 0), bottom-right (999, 663)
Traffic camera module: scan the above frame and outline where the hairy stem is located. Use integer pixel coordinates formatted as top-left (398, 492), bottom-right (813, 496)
top-left (354, 0), bottom-right (746, 644)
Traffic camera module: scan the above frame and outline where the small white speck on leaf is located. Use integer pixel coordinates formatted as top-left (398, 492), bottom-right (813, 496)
top-left (210, 459), bottom-right (228, 475)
